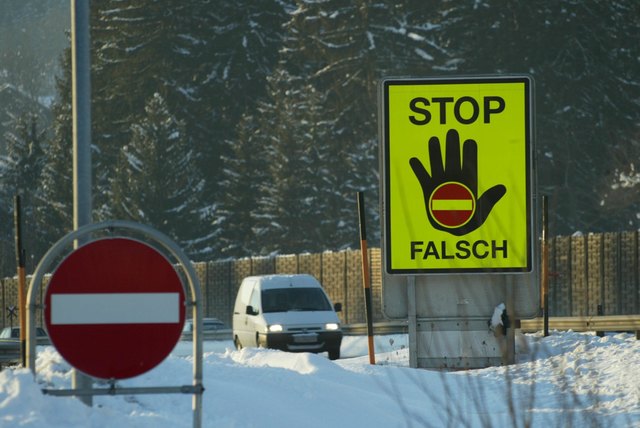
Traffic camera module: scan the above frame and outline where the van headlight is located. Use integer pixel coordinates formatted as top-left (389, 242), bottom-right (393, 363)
top-left (268, 324), bottom-right (283, 332)
top-left (325, 323), bottom-right (340, 331)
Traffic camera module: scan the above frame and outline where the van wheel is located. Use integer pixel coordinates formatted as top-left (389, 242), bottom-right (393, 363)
top-left (234, 336), bottom-right (243, 350)
top-left (328, 348), bottom-right (340, 360)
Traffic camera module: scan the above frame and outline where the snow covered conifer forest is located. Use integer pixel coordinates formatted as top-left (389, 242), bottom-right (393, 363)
top-left (1, 0), bottom-right (639, 277)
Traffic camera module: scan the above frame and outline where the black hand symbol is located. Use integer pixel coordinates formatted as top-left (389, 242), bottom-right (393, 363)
top-left (409, 129), bottom-right (506, 236)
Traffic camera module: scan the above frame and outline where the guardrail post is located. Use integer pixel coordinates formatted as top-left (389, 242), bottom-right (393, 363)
top-left (596, 305), bottom-right (604, 337)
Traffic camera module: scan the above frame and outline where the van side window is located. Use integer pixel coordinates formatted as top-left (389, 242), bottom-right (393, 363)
top-left (249, 288), bottom-right (260, 314)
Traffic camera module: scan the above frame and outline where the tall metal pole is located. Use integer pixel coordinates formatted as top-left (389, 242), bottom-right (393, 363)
top-left (72, 0), bottom-right (92, 228)
top-left (71, 0), bottom-right (93, 405)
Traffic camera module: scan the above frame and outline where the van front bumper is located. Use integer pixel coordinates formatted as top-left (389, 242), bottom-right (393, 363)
top-left (260, 330), bottom-right (342, 353)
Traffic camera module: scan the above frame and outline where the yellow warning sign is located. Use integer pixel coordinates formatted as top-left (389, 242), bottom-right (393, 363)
top-left (381, 76), bottom-right (533, 273)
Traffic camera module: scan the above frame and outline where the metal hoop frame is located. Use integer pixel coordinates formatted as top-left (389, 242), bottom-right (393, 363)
top-left (26, 220), bottom-right (204, 428)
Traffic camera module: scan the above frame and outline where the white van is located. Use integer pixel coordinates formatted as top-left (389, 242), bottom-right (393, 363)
top-left (232, 274), bottom-right (343, 360)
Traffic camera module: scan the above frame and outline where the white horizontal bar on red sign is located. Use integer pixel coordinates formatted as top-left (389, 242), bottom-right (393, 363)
top-left (50, 293), bottom-right (180, 325)
top-left (431, 199), bottom-right (473, 210)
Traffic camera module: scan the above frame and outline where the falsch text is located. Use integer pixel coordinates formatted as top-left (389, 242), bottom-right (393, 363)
top-left (410, 240), bottom-right (508, 260)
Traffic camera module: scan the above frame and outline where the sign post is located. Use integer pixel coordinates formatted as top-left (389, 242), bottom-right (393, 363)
top-left (380, 76), bottom-right (538, 368)
top-left (71, 0), bottom-right (93, 404)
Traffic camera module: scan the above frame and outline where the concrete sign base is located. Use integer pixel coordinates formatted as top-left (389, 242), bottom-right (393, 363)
top-left (412, 319), bottom-right (513, 369)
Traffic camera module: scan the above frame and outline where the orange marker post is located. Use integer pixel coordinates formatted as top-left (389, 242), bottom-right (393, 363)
top-left (357, 192), bottom-right (375, 365)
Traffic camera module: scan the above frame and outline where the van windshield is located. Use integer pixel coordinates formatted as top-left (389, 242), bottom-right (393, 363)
top-left (261, 288), bottom-right (333, 313)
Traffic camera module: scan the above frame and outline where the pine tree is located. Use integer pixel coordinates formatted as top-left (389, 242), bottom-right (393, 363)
top-left (254, 70), bottom-right (330, 254)
top-left (112, 93), bottom-right (206, 256)
top-left (173, 0), bottom-right (292, 213)
top-left (91, 0), bottom-right (186, 220)
top-left (0, 146), bottom-right (13, 278)
top-left (84, 0), bottom-right (292, 254)
top-left (36, 47), bottom-right (74, 250)
top-left (216, 112), bottom-right (270, 258)
top-left (0, 112), bottom-right (47, 270)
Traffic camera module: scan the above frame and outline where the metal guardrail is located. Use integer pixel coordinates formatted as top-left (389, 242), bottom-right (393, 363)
top-left (180, 329), bottom-right (232, 342)
top-left (343, 317), bottom-right (640, 337)
top-left (0, 338), bottom-right (52, 367)
top-left (519, 315), bottom-right (640, 337)
top-left (0, 341), bottom-right (21, 366)
top-left (342, 322), bottom-right (408, 336)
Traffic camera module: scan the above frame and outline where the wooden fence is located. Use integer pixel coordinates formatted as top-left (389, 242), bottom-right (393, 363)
top-left (0, 249), bottom-right (384, 330)
top-left (1, 231), bottom-right (639, 330)
top-left (547, 231), bottom-right (639, 317)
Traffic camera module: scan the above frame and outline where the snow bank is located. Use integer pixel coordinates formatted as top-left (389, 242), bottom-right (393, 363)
top-left (0, 331), bottom-right (638, 427)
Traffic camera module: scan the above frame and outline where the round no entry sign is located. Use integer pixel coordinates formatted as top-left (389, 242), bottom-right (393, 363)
top-left (429, 181), bottom-right (476, 228)
top-left (44, 238), bottom-right (186, 380)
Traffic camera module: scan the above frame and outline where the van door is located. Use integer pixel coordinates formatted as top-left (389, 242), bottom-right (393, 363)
top-left (246, 285), bottom-right (262, 346)
top-left (233, 279), bottom-right (256, 348)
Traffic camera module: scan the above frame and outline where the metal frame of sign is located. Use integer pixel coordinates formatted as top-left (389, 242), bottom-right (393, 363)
top-left (380, 75), bottom-right (534, 274)
top-left (26, 221), bottom-right (204, 428)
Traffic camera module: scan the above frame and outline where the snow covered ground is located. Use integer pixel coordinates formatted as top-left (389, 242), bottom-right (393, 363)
top-left (0, 330), bottom-right (638, 427)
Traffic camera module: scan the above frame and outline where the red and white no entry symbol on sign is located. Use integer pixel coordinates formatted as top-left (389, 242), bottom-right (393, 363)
top-left (44, 238), bottom-right (186, 380)
top-left (429, 182), bottom-right (476, 228)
